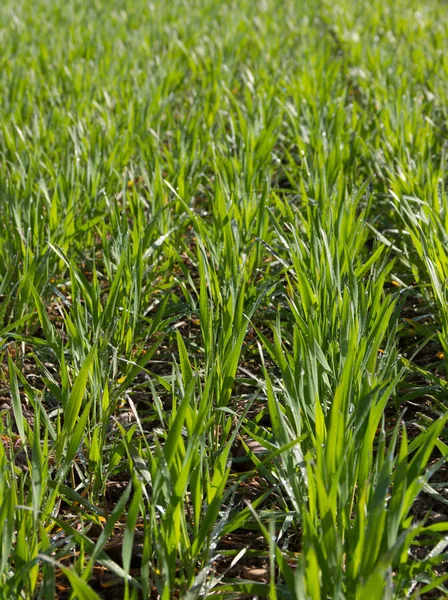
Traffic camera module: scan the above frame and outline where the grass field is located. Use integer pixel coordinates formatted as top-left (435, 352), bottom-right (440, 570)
top-left (1, 0), bottom-right (448, 598)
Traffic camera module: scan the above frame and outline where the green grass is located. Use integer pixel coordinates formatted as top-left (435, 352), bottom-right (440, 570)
top-left (0, 0), bottom-right (448, 597)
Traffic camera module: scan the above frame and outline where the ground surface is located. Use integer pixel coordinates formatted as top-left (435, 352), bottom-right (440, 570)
top-left (0, 0), bottom-right (448, 598)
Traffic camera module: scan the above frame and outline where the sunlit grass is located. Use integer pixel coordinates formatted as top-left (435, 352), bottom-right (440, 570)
top-left (0, 0), bottom-right (447, 597)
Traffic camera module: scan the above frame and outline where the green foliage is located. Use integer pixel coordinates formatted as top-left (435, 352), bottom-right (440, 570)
top-left (0, 0), bottom-right (447, 597)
